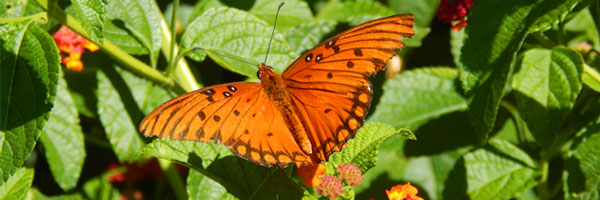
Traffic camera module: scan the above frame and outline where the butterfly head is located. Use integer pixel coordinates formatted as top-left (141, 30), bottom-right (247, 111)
top-left (257, 63), bottom-right (275, 79)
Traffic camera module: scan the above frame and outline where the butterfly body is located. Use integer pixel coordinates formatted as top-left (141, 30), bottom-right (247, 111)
top-left (140, 14), bottom-right (415, 167)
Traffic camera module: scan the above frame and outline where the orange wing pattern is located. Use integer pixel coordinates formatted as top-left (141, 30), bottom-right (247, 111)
top-left (139, 82), bottom-right (311, 167)
top-left (282, 14), bottom-right (415, 161)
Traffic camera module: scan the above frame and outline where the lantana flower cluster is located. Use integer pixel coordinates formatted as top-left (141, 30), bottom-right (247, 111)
top-left (437, 0), bottom-right (473, 31)
top-left (297, 163), bottom-right (363, 199)
top-left (386, 182), bottom-right (424, 200)
top-left (52, 25), bottom-right (99, 71)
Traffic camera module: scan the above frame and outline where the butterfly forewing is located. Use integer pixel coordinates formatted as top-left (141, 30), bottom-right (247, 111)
top-left (139, 82), bottom-right (311, 167)
top-left (282, 14), bottom-right (415, 161)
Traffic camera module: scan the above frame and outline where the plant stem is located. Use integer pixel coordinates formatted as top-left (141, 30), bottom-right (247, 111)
top-left (36, 0), bottom-right (187, 93)
top-left (158, 4), bottom-right (201, 91)
top-left (537, 158), bottom-right (550, 200)
top-left (158, 159), bottom-right (187, 200)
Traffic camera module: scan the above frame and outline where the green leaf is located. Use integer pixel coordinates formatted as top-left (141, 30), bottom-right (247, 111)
top-left (283, 19), bottom-right (337, 55)
top-left (320, 0), bottom-right (395, 26)
top-left (96, 67), bottom-right (145, 162)
top-left (140, 139), bottom-right (231, 168)
top-left (0, 0), bottom-right (42, 18)
top-left (583, 67), bottom-right (600, 93)
top-left (0, 167), bottom-right (33, 199)
top-left (28, 188), bottom-right (84, 200)
top-left (0, 22), bottom-right (60, 181)
top-left (40, 75), bottom-right (86, 191)
top-left (565, 122), bottom-right (600, 199)
top-left (388, 0), bottom-right (439, 47)
top-left (105, 0), bottom-right (162, 67)
top-left (512, 47), bottom-right (583, 148)
top-left (458, 0), bottom-right (581, 142)
top-left (249, 0), bottom-right (314, 32)
top-left (187, 169), bottom-right (237, 200)
top-left (141, 139), bottom-right (303, 199)
top-left (188, 0), bottom-right (225, 26)
top-left (82, 173), bottom-right (119, 200)
top-left (181, 7), bottom-right (295, 77)
top-left (463, 140), bottom-right (538, 199)
top-left (102, 22), bottom-right (148, 54)
top-left (72, 0), bottom-right (107, 43)
top-left (369, 67), bottom-right (467, 130)
top-left (326, 122), bottom-right (396, 173)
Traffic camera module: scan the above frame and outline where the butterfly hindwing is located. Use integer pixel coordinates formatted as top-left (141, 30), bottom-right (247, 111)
top-left (139, 82), bottom-right (311, 167)
top-left (282, 14), bottom-right (415, 161)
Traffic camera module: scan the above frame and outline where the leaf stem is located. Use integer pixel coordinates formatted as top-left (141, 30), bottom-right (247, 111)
top-left (500, 101), bottom-right (526, 144)
top-left (36, 0), bottom-right (187, 93)
top-left (532, 32), bottom-right (556, 49)
top-left (158, 159), bottom-right (187, 200)
top-left (537, 158), bottom-right (550, 200)
top-left (584, 63), bottom-right (600, 85)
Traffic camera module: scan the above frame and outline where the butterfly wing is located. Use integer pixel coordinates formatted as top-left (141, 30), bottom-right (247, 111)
top-left (282, 14), bottom-right (415, 161)
top-left (139, 82), bottom-right (312, 167)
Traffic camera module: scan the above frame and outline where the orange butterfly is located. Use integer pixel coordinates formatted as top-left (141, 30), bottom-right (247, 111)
top-left (140, 14), bottom-right (415, 167)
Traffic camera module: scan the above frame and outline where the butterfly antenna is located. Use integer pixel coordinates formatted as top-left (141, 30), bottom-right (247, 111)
top-left (264, 2), bottom-right (285, 64)
top-left (191, 47), bottom-right (258, 67)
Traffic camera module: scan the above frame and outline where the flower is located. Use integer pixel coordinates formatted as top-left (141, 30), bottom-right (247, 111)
top-left (107, 159), bottom-right (165, 184)
top-left (386, 182), bottom-right (423, 200)
top-left (337, 163), bottom-right (362, 187)
top-left (437, 0), bottom-right (473, 31)
top-left (317, 175), bottom-right (343, 199)
top-left (297, 163), bottom-right (326, 187)
top-left (52, 25), bottom-right (99, 71)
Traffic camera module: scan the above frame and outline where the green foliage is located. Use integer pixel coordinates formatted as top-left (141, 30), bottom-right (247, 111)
top-left (2, 0), bottom-right (600, 199)
top-left (40, 75), bottom-right (86, 191)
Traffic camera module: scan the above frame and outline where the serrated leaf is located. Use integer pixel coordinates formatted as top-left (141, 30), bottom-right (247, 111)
top-left (141, 138), bottom-right (303, 199)
top-left (0, 22), bottom-right (59, 181)
top-left (0, 167), bottom-right (33, 199)
top-left (321, 0), bottom-right (395, 26)
top-left (512, 47), bottom-right (583, 148)
top-left (139, 139), bottom-right (231, 168)
top-left (40, 75), bottom-right (86, 191)
top-left (102, 22), bottom-right (148, 54)
top-left (249, 0), bottom-right (314, 32)
top-left (369, 67), bottom-right (467, 130)
top-left (283, 20), bottom-right (337, 55)
top-left (105, 0), bottom-right (162, 67)
top-left (188, 0), bottom-right (225, 26)
top-left (326, 123), bottom-right (396, 173)
top-left (82, 173), bottom-right (119, 200)
top-left (72, 0), bottom-right (107, 43)
top-left (187, 169), bottom-right (237, 200)
top-left (458, 0), bottom-right (581, 142)
top-left (565, 123), bottom-right (600, 199)
top-left (96, 67), bottom-right (145, 162)
top-left (463, 140), bottom-right (538, 199)
top-left (181, 7), bottom-right (295, 77)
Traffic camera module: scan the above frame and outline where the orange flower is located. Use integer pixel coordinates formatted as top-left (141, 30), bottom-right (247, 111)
top-left (386, 182), bottom-right (423, 200)
top-left (297, 163), bottom-right (326, 187)
top-left (52, 25), bottom-right (99, 71)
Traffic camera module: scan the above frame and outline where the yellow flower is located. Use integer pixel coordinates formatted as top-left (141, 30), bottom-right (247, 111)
top-left (386, 182), bottom-right (423, 200)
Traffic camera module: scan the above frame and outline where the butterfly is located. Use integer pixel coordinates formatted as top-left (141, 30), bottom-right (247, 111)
top-left (139, 14), bottom-right (415, 168)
